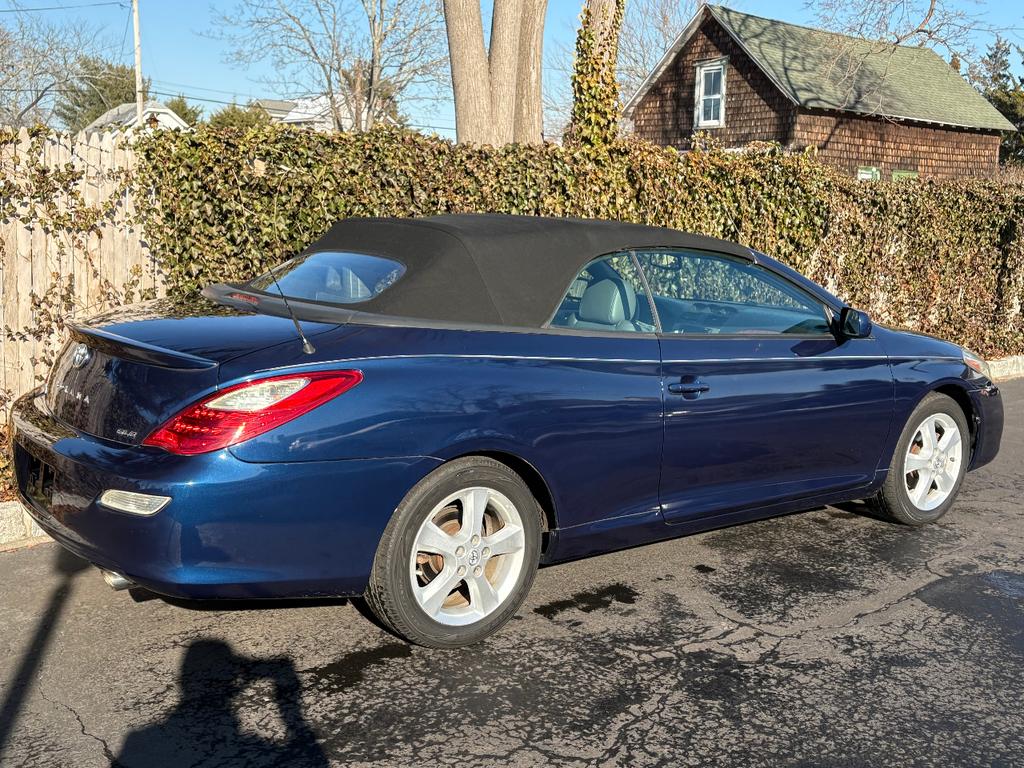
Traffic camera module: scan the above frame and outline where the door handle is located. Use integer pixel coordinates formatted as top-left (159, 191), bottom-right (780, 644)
top-left (667, 377), bottom-right (710, 396)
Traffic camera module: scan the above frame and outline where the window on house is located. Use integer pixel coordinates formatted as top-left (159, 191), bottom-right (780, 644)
top-left (857, 166), bottom-right (881, 181)
top-left (892, 170), bottom-right (919, 181)
top-left (695, 60), bottom-right (726, 128)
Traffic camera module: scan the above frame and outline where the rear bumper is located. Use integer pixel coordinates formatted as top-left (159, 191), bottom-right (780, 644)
top-left (968, 382), bottom-right (1003, 471)
top-left (11, 389), bottom-right (439, 599)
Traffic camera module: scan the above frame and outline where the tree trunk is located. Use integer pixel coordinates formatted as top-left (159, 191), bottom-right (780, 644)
top-left (365, 5), bottom-right (384, 131)
top-left (568, 0), bottom-right (623, 146)
top-left (443, 0), bottom-right (493, 144)
top-left (349, 63), bottom-right (365, 131)
top-left (513, 0), bottom-right (548, 143)
top-left (586, 0), bottom-right (620, 63)
top-left (488, 0), bottom-right (524, 145)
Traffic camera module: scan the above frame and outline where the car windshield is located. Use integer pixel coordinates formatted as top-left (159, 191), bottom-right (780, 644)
top-left (248, 250), bottom-right (405, 305)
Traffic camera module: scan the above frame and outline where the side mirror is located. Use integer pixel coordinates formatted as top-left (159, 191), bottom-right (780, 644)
top-left (839, 307), bottom-right (872, 338)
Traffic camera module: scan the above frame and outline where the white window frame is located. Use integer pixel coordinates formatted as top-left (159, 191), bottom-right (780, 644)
top-left (694, 58), bottom-right (727, 129)
top-left (857, 166), bottom-right (881, 182)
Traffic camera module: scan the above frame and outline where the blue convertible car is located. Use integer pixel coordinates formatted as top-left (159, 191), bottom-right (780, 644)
top-left (12, 215), bottom-right (1003, 646)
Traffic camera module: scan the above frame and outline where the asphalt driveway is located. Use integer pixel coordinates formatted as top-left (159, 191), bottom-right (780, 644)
top-left (1, 380), bottom-right (1022, 767)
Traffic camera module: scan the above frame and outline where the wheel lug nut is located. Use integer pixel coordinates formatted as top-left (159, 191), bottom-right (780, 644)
top-left (471, 535), bottom-right (480, 545)
top-left (482, 547), bottom-right (491, 557)
top-left (457, 565), bottom-right (466, 576)
top-left (455, 546), bottom-right (465, 557)
top-left (473, 566), bottom-right (482, 577)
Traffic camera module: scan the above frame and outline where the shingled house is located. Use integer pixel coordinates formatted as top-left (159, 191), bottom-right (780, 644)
top-left (623, 5), bottom-right (1015, 179)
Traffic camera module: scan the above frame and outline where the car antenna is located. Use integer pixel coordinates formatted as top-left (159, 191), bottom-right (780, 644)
top-left (267, 262), bottom-right (316, 355)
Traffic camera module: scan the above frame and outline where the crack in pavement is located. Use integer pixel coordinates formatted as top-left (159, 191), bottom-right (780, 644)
top-left (36, 687), bottom-right (116, 766)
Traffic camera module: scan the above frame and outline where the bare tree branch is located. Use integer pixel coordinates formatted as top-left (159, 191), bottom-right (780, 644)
top-left (813, 0), bottom-right (979, 52)
top-left (618, 0), bottom-right (697, 101)
top-left (215, 0), bottom-right (448, 131)
top-left (811, 0), bottom-right (989, 112)
top-left (544, 0), bottom-right (695, 140)
top-left (0, 7), bottom-right (108, 128)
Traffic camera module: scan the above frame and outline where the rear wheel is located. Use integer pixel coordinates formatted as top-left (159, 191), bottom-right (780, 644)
top-left (365, 457), bottom-right (542, 647)
top-left (874, 392), bottom-right (970, 525)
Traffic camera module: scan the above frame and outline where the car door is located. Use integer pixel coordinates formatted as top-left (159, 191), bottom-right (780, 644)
top-left (632, 248), bottom-right (894, 525)
top-left (541, 250), bottom-right (664, 534)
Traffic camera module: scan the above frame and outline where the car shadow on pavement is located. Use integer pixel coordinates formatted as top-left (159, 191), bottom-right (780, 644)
top-left (113, 639), bottom-right (329, 768)
top-left (830, 498), bottom-right (892, 523)
top-left (154, 595), bottom-right (350, 611)
top-left (0, 546), bottom-right (90, 757)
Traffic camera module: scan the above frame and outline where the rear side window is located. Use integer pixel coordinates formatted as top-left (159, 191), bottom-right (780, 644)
top-left (249, 251), bottom-right (405, 304)
top-left (549, 252), bottom-right (655, 333)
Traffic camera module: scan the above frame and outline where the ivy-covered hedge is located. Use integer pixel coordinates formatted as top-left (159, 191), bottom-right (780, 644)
top-left (135, 126), bottom-right (1024, 357)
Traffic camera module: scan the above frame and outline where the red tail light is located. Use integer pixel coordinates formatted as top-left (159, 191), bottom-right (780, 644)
top-left (143, 370), bottom-right (362, 455)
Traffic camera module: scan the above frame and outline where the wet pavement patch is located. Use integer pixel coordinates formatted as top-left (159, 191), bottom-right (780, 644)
top-left (983, 569), bottom-right (1024, 599)
top-left (698, 507), bottom-right (969, 623)
top-left (533, 583), bottom-right (639, 619)
top-left (916, 570), bottom-right (1024, 654)
top-left (302, 644), bottom-right (412, 696)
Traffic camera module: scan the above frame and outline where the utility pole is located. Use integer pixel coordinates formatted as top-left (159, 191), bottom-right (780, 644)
top-left (132, 0), bottom-right (143, 127)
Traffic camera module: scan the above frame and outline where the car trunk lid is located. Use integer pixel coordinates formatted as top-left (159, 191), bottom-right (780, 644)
top-left (45, 297), bottom-right (340, 445)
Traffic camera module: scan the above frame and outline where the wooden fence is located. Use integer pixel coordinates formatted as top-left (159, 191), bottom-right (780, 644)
top-left (1, 128), bottom-right (165, 420)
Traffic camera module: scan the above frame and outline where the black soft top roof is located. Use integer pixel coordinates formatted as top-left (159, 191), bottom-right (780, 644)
top-left (304, 214), bottom-right (754, 328)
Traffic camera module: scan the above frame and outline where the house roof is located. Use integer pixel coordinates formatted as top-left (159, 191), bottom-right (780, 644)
top-left (624, 5), bottom-right (1015, 133)
top-left (252, 98), bottom-right (297, 113)
top-left (83, 100), bottom-right (190, 132)
top-left (280, 96), bottom-right (334, 125)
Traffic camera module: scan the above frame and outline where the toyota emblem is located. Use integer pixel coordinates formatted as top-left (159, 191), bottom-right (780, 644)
top-left (71, 343), bottom-right (91, 369)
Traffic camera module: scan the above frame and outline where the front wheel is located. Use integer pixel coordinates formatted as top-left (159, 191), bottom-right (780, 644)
top-left (873, 392), bottom-right (970, 525)
top-left (365, 457), bottom-right (542, 647)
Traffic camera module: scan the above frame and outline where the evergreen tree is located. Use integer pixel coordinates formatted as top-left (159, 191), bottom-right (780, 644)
top-left (54, 56), bottom-right (147, 132)
top-left (973, 37), bottom-right (1024, 165)
top-left (207, 102), bottom-right (272, 130)
top-left (165, 94), bottom-right (203, 126)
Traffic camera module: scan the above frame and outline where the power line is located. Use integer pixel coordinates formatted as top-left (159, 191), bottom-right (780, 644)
top-left (150, 79), bottom-right (259, 99)
top-left (147, 88), bottom-right (263, 107)
top-left (0, 1), bottom-right (126, 11)
top-left (152, 82), bottom-right (457, 128)
top-left (144, 88), bottom-right (456, 132)
top-left (117, 1), bottom-right (131, 59)
top-left (0, 84), bottom-right (454, 134)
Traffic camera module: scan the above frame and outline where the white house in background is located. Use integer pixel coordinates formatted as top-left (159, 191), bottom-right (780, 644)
top-left (83, 100), bottom-right (190, 133)
top-left (250, 98), bottom-right (296, 122)
top-left (252, 95), bottom-right (352, 132)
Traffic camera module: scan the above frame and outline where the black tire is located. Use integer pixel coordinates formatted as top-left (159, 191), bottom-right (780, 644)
top-left (365, 456), bottom-right (543, 648)
top-left (873, 392), bottom-right (970, 526)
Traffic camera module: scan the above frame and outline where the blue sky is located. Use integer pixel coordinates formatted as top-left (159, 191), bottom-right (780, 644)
top-left (10, 0), bottom-right (1024, 138)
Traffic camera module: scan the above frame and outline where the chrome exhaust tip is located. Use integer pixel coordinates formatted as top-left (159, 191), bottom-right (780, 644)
top-left (100, 569), bottom-right (133, 591)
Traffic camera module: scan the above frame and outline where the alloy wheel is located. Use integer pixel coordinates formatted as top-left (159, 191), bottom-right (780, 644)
top-left (904, 413), bottom-right (963, 512)
top-left (409, 486), bottom-right (527, 626)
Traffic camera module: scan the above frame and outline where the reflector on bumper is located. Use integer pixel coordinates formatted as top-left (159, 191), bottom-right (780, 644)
top-left (98, 489), bottom-right (171, 516)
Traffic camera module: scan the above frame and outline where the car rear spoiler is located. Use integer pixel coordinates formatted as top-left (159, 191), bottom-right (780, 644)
top-left (67, 322), bottom-right (217, 370)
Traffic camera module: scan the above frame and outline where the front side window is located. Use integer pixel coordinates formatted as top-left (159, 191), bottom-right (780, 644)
top-left (248, 251), bottom-right (406, 304)
top-left (695, 60), bottom-right (726, 128)
top-left (549, 252), bottom-right (655, 333)
top-left (634, 249), bottom-right (832, 335)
